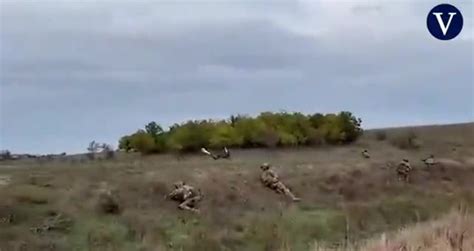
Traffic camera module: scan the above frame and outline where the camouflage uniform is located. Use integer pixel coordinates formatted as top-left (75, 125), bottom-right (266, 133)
top-left (362, 149), bottom-right (370, 159)
top-left (260, 163), bottom-right (300, 202)
top-left (397, 159), bottom-right (412, 182)
top-left (422, 154), bottom-right (435, 167)
top-left (218, 147), bottom-right (230, 159)
top-left (201, 147), bottom-right (230, 160)
top-left (166, 181), bottom-right (202, 213)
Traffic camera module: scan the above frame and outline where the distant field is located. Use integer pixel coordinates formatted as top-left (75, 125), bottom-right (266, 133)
top-left (1, 123), bottom-right (473, 251)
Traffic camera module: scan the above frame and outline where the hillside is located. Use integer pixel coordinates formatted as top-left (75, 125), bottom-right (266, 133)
top-left (1, 123), bottom-right (473, 251)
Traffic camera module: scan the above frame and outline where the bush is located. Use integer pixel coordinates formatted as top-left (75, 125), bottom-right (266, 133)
top-left (261, 129), bottom-right (280, 148)
top-left (118, 111), bottom-right (363, 154)
top-left (234, 117), bottom-right (268, 147)
top-left (118, 136), bottom-right (133, 152)
top-left (166, 120), bottom-right (215, 152)
top-left (277, 131), bottom-right (298, 146)
top-left (129, 131), bottom-right (157, 154)
top-left (337, 111), bottom-right (363, 143)
top-left (306, 128), bottom-right (325, 145)
top-left (209, 123), bottom-right (243, 148)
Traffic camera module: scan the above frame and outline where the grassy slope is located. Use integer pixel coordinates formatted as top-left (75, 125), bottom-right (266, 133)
top-left (312, 209), bottom-right (474, 251)
top-left (0, 123), bottom-right (473, 251)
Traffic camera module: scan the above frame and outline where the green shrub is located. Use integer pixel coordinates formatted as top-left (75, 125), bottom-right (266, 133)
top-left (118, 111), bottom-right (363, 154)
top-left (261, 129), bottom-right (279, 148)
top-left (308, 113), bottom-right (325, 128)
top-left (234, 117), bottom-right (268, 147)
top-left (306, 128), bottom-right (325, 145)
top-left (167, 120), bottom-right (213, 152)
top-left (337, 111), bottom-right (363, 143)
top-left (277, 131), bottom-right (298, 146)
top-left (209, 123), bottom-right (243, 148)
top-left (129, 131), bottom-right (157, 154)
top-left (118, 136), bottom-right (132, 152)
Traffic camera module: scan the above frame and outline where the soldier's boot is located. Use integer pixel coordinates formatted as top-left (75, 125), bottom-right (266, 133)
top-left (221, 147), bottom-right (230, 159)
top-left (201, 148), bottom-right (219, 160)
top-left (398, 172), bottom-right (409, 183)
top-left (288, 193), bottom-right (301, 202)
top-left (289, 192), bottom-right (301, 202)
top-left (276, 182), bottom-right (301, 202)
top-left (178, 197), bottom-right (200, 213)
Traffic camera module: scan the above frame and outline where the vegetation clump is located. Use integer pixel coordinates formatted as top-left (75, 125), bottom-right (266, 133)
top-left (119, 111), bottom-right (363, 154)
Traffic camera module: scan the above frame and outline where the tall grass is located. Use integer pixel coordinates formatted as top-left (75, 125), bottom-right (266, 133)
top-left (312, 209), bottom-right (474, 251)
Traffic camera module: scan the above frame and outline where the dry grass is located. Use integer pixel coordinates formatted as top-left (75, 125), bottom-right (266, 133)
top-left (389, 131), bottom-right (422, 150)
top-left (312, 209), bottom-right (474, 251)
top-left (367, 209), bottom-right (474, 251)
top-left (0, 123), bottom-right (473, 250)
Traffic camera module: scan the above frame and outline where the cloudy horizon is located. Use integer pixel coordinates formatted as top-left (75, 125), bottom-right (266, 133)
top-left (1, 0), bottom-right (473, 154)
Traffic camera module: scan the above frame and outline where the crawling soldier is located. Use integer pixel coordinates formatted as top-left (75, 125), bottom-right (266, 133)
top-left (201, 147), bottom-right (230, 160)
top-left (166, 181), bottom-right (202, 213)
top-left (260, 163), bottom-right (300, 202)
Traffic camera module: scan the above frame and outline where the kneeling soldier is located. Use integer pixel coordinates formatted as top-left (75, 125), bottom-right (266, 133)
top-left (361, 149), bottom-right (370, 159)
top-left (397, 159), bottom-right (412, 183)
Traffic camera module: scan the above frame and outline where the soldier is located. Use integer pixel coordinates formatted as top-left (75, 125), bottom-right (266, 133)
top-left (201, 147), bottom-right (217, 159)
top-left (201, 147), bottom-right (230, 160)
top-left (397, 159), bottom-right (412, 182)
top-left (260, 163), bottom-right (300, 202)
top-left (220, 147), bottom-right (230, 159)
top-left (422, 154), bottom-right (435, 167)
top-left (361, 149), bottom-right (370, 159)
top-left (165, 181), bottom-right (202, 213)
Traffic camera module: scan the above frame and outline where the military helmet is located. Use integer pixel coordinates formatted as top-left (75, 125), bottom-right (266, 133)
top-left (260, 162), bottom-right (270, 170)
top-left (403, 158), bottom-right (409, 162)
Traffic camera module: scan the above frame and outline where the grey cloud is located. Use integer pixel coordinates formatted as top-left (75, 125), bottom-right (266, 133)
top-left (351, 4), bottom-right (383, 14)
top-left (0, 0), bottom-right (472, 153)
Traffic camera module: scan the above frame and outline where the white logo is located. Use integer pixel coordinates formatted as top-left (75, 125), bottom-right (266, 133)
top-left (431, 12), bottom-right (457, 35)
top-left (427, 4), bottom-right (463, 40)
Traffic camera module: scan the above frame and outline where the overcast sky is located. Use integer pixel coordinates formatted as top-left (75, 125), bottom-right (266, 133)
top-left (0, 0), bottom-right (473, 154)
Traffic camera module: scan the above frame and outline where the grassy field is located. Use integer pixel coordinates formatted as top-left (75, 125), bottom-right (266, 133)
top-left (1, 123), bottom-right (474, 251)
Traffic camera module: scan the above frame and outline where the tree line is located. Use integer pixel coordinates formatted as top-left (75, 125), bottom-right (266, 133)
top-left (118, 111), bottom-right (363, 154)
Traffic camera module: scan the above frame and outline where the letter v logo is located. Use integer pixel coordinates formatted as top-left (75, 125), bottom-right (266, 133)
top-left (427, 4), bottom-right (463, 40)
top-left (432, 12), bottom-right (456, 35)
